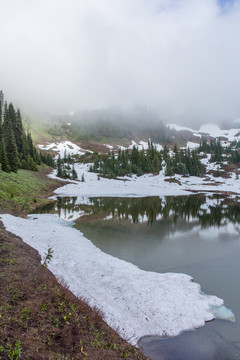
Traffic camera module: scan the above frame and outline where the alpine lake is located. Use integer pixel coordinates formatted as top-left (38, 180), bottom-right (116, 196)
top-left (35, 193), bottom-right (240, 360)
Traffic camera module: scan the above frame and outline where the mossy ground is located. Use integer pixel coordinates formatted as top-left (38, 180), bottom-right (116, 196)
top-left (0, 167), bottom-right (63, 215)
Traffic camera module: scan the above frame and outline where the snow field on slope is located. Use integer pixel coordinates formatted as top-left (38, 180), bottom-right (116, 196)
top-left (169, 123), bottom-right (240, 143)
top-left (38, 141), bottom-right (90, 157)
top-left (1, 214), bottom-right (223, 345)
top-left (50, 162), bottom-right (240, 197)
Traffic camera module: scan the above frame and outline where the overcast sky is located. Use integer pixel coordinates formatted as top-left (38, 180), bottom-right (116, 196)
top-left (0, 0), bottom-right (240, 125)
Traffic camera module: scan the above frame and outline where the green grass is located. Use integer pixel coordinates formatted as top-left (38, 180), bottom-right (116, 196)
top-left (23, 118), bottom-right (58, 145)
top-left (0, 168), bottom-right (57, 213)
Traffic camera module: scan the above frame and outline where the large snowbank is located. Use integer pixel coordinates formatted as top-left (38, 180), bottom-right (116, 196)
top-left (49, 162), bottom-right (240, 197)
top-left (1, 213), bottom-right (223, 345)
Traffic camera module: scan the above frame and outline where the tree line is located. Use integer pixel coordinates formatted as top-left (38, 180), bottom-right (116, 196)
top-left (165, 144), bottom-right (202, 176)
top-left (89, 141), bottom-right (202, 178)
top-left (198, 138), bottom-right (240, 165)
top-left (198, 139), bottom-right (223, 162)
top-left (0, 91), bottom-right (54, 172)
top-left (56, 152), bottom-right (78, 180)
top-left (90, 141), bottom-right (162, 178)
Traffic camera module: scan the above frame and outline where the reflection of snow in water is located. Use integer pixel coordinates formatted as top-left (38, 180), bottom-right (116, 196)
top-left (212, 305), bottom-right (235, 322)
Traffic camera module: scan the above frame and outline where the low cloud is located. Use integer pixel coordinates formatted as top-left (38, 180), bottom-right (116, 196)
top-left (0, 0), bottom-right (240, 126)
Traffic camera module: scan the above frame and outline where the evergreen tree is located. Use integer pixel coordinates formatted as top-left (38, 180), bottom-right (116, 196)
top-left (64, 149), bottom-right (67, 162)
top-left (57, 155), bottom-right (63, 177)
top-left (4, 107), bottom-right (19, 172)
top-left (15, 109), bottom-right (24, 155)
top-left (0, 90), bottom-right (55, 173)
top-left (71, 164), bottom-right (78, 180)
top-left (0, 137), bottom-right (10, 172)
top-left (25, 154), bottom-right (38, 171)
top-left (27, 131), bottom-right (34, 158)
top-left (0, 91), bottom-right (4, 125)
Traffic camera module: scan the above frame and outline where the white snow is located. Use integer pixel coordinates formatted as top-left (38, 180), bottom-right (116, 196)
top-left (168, 124), bottom-right (196, 133)
top-left (1, 213), bottom-right (223, 345)
top-left (104, 144), bottom-right (114, 149)
top-left (50, 162), bottom-right (240, 198)
top-left (128, 140), bottom-right (138, 149)
top-left (139, 140), bottom-right (149, 150)
top-left (52, 163), bottom-right (190, 197)
top-left (115, 140), bottom-right (163, 152)
top-left (200, 154), bottom-right (211, 166)
top-left (168, 123), bottom-right (240, 143)
top-left (38, 141), bottom-right (92, 157)
top-left (199, 124), bottom-right (240, 142)
top-left (186, 142), bottom-right (199, 150)
top-left (155, 143), bottom-right (163, 151)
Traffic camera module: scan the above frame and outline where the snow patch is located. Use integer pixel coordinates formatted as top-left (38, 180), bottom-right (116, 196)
top-left (104, 144), bottom-right (114, 149)
top-left (186, 142), bottom-right (199, 150)
top-left (168, 123), bottom-right (240, 143)
top-left (38, 141), bottom-right (91, 157)
top-left (116, 140), bottom-right (163, 152)
top-left (168, 124), bottom-right (196, 133)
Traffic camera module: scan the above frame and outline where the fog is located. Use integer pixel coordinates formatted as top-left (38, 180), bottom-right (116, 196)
top-left (0, 0), bottom-right (240, 126)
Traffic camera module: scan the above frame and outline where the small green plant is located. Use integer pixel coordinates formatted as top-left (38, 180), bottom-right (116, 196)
top-left (43, 246), bottom-right (54, 268)
top-left (0, 345), bottom-right (4, 356)
top-left (6, 339), bottom-right (22, 360)
top-left (53, 317), bottom-right (60, 327)
top-left (19, 307), bottom-right (31, 328)
top-left (41, 303), bottom-right (48, 313)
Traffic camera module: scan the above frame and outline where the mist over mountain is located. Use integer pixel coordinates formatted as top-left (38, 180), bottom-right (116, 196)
top-left (53, 106), bottom-right (169, 143)
top-left (1, 0), bottom-right (240, 128)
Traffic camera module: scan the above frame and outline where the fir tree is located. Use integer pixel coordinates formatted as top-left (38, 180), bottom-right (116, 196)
top-left (27, 131), bottom-right (34, 158)
top-left (57, 155), bottom-right (63, 177)
top-left (4, 107), bottom-right (19, 172)
top-left (15, 109), bottom-right (24, 155)
top-left (64, 149), bottom-right (67, 162)
top-left (0, 91), bottom-right (4, 125)
top-left (0, 90), bottom-right (54, 172)
top-left (71, 164), bottom-right (78, 180)
top-left (0, 137), bottom-right (10, 172)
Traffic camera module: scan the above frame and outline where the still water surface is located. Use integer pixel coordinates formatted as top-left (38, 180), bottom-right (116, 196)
top-left (36, 194), bottom-right (240, 359)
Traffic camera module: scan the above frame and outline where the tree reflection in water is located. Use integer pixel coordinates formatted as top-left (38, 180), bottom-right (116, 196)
top-left (35, 194), bottom-right (240, 227)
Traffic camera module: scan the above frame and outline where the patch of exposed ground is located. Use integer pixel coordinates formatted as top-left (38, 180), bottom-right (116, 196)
top-left (0, 169), bottom-right (149, 360)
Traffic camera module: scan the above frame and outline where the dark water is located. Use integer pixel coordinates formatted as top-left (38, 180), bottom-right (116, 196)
top-left (35, 194), bottom-right (240, 359)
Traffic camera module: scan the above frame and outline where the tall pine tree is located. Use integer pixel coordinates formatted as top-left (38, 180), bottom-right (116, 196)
top-left (4, 107), bottom-right (19, 172)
